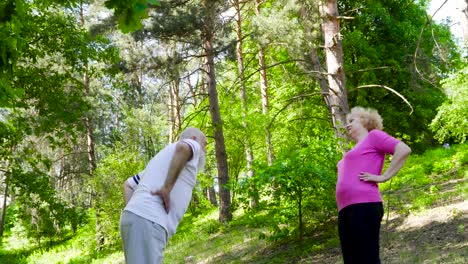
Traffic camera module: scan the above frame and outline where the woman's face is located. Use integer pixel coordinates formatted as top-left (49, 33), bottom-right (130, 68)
top-left (346, 113), bottom-right (367, 141)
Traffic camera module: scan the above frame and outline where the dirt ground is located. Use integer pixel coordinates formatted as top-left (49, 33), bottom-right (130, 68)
top-left (297, 200), bottom-right (467, 264)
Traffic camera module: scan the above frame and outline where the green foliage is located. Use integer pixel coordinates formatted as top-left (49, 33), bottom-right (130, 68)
top-left (1, 143), bottom-right (466, 263)
top-left (7, 161), bottom-right (85, 247)
top-left (104, 0), bottom-right (160, 33)
top-left (380, 143), bottom-right (468, 214)
top-left (235, 136), bottom-right (339, 240)
top-left (430, 66), bottom-right (468, 143)
top-left (0, 0), bottom-right (27, 107)
top-left (91, 144), bottom-right (145, 249)
top-left (340, 0), bottom-right (460, 151)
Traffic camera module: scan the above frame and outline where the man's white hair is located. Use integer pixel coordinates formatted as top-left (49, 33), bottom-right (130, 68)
top-left (179, 127), bottom-right (204, 140)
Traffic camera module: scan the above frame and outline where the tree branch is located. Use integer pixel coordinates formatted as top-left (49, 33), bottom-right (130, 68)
top-left (349, 84), bottom-right (413, 114)
top-left (413, 0), bottom-right (449, 88)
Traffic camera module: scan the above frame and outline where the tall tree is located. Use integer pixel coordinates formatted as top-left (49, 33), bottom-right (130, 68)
top-left (254, 0), bottom-right (275, 165)
top-left (203, 0), bottom-right (232, 222)
top-left (79, 1), bottom-right (97, 175)
top-left (234, 0), bottom-right (256, 207)
top-left (0, 159), bottom-right (12, 237)
top-left (319, 0), bottom-right (349, 142)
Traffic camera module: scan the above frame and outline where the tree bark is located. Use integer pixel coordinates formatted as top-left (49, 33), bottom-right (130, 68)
top-left (169, 81), bottom-right (175, 143)
top-left (80, 1), bottom-right (100, 249)
top-left (168, 80), bottom-right (181, 143)
top-left (255, 0), bottom-right (275, 165)
top-left (299, 5), bottom-right (336, 130)
top-left (319, 0), bottom-right (349, 143)
top-left (0, 169), bottom-right (10, 238)
top-left (208, 185), bottom-right (218, 206)
top-left (203, 0), bottom-right (232, 222)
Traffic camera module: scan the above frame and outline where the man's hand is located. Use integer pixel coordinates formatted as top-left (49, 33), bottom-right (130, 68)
top-left (152, 188), bottom-right (171, 214)
top-left (151, 141), bottom-right (193, 214)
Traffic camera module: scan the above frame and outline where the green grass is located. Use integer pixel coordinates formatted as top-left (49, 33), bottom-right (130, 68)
top-left (380, 143), bottom-right (468, 215)
top-left (1, 144), bottom-right (467, 263)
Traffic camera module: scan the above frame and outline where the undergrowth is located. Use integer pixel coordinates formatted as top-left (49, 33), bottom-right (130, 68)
top-left (1, 144), bottom-right (466, 263)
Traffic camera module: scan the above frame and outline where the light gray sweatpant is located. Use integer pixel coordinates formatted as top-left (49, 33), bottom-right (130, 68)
top-left (120, 210), bottom-right (168, 264)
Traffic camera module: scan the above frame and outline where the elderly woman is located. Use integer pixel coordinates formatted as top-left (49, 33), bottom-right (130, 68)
top-left (336, 107), bottom-right (411, 264)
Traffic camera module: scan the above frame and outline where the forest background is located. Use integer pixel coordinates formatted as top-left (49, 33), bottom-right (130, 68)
top-left (0, 0), bottom-right (467, 263)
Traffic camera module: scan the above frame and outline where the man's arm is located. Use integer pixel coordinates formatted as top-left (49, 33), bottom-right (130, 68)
top-left (152, 141), bottom-right (193, 213)
top-left (123, 181), bottom-right (134, 205)
top-left (123, 174), bottom-right (141, 205)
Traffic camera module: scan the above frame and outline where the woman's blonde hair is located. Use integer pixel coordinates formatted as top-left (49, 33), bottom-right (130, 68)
top-left (349, 107), bottom-right (383, 130)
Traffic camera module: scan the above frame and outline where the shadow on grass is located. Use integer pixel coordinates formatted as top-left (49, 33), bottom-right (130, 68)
top-left (0, 247), bottom-right (36, 264)
top-left (0, 234), bottom-right (76, 264)
top-left (196, 220), bottom-right (340, 264)
top-left (380, 213), bottom-right (467, 264)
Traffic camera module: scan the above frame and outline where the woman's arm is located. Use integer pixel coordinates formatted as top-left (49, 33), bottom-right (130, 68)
top-left (360, 141), bottom-right (411, 183)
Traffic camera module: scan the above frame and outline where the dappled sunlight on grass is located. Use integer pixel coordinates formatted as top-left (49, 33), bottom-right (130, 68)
top-left (166, 216), bottom-right (271, 263)
top-left (1, 225), bottom-right (31, 251)
top-left (396, 200), bottom-right (467, 231)
top-left (26, 247), bottom-right (84, 264)
top-left (381, 212), bottom-right (468, 264)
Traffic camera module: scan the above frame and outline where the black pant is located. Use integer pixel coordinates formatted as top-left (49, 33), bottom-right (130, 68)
top-left (338, 202), bottom-right (384, 264)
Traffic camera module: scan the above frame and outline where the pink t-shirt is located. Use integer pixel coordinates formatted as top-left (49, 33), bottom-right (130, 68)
top-left (336, 130), bottom-right (400, 211)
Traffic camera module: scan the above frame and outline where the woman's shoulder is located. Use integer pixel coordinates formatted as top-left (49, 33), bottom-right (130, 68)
top-left (369, 129), bottom-right (388, 136)
top-left (368, 129), bottom-right (394, 140)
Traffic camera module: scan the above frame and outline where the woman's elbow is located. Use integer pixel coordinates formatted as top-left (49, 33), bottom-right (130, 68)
top-left (400, 143), bottom-right (412, 157)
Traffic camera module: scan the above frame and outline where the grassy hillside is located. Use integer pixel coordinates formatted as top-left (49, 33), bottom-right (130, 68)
top-left (1, 144), bottom-right (467, 263)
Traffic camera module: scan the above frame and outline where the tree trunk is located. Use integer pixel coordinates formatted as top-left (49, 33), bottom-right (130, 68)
top-left (255, 0), bottom-right (275, 165)
top-left (299, 5), bottom-right (336, 130)
top-left (0, 169), bottom-right (10, 238)
top-left (298, 187), bottom-right (303, 241)
top-left (80, 2), bottom-right (100, 249)
top-left (208, 185), bottom-right (218, 206)
top-left (168, 80), bottom-right (181, 143)
top-left (235, 0), bottom-right (257, 208)
top-left (84, 73), bottom-right (96, 174)
top-left (459, 0), bottom-right (468, 43)
top-left (173, 81), bottom-right (181, 139)
top-left (319, 0), bottom-right (349, 143)
top-left (203, 0), bottom-right (232, 222)
top-left (168, 81), bottom-right (175, 143)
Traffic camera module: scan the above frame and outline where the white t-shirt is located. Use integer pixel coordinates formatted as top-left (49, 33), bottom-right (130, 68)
top-left (124, 139), bottom-right (202, 237)
top-left (126, 172), bottom-right (143, 190)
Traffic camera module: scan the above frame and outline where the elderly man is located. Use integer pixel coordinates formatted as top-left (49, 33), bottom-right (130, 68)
top-left (120, 127), bottom-right (207, 263)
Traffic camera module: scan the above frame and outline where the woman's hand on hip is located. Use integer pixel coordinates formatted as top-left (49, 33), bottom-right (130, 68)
top-left (359, 172), bottom-right (387, 183)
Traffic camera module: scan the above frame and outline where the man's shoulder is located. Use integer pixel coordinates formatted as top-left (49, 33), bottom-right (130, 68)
top-left (180, 139), bottom-right (201, 153)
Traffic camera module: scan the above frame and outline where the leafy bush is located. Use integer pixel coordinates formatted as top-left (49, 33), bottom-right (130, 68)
top-left (7, 162), bottom-right (86, 248)
top-left (200, 219), bottom-right (222, 234)
top-left (381, 143), bottom-right (467, 214)
top-left (430, 66), bottom-right (468, 144)
top-left (91, 144), bottom-right (145, 250)
top-left (234, 137), bottom-right (340, 241)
